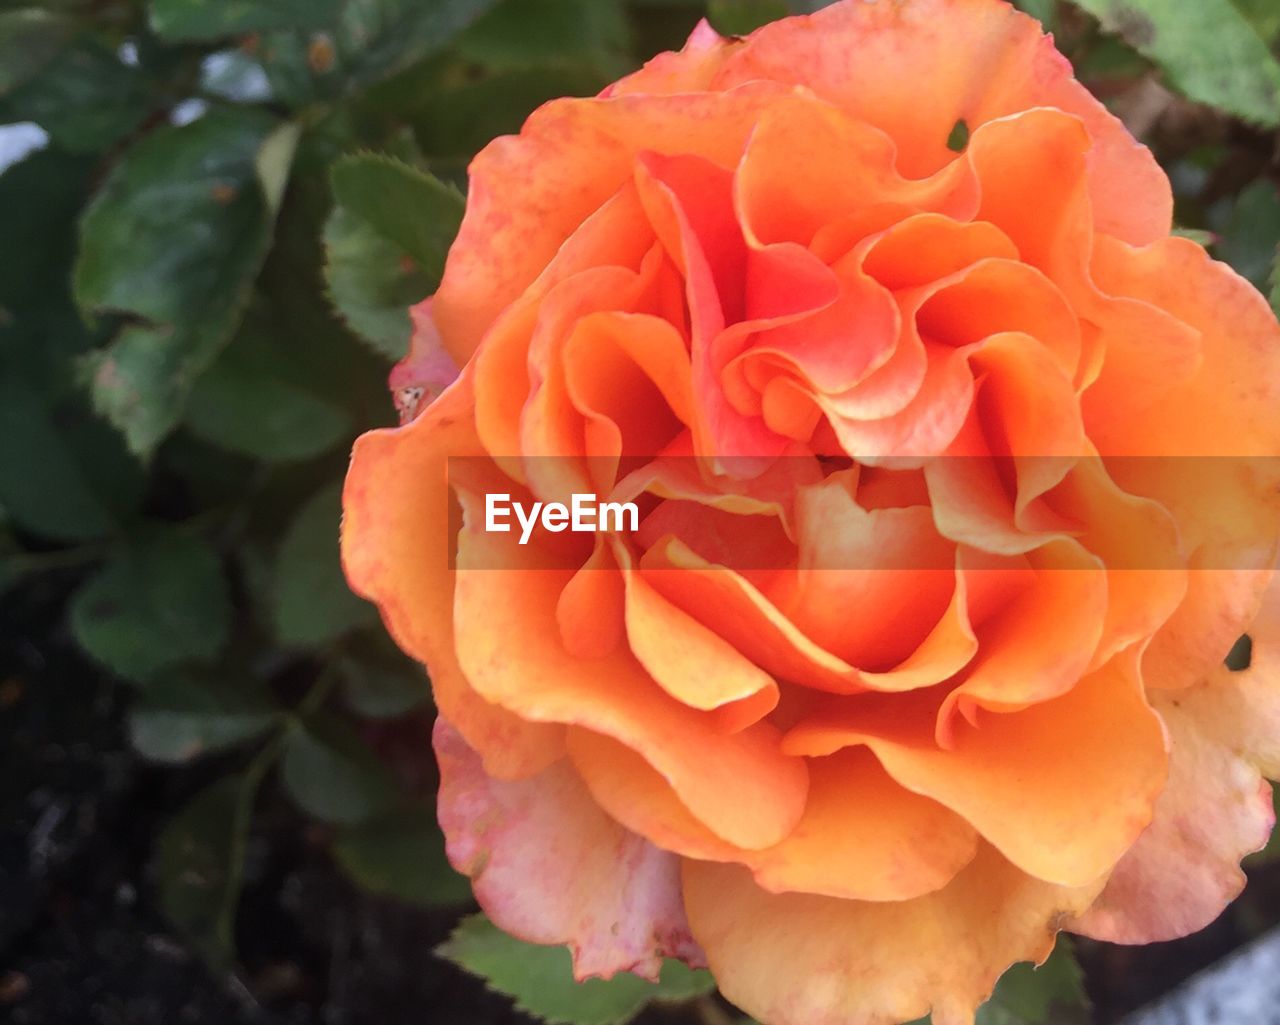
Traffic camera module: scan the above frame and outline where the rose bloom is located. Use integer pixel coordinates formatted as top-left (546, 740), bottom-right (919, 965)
top-left (342, 1), bottom-right (1280, 1022)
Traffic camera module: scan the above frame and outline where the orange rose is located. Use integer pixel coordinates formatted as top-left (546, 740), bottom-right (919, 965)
top-left (341, 2), bottom-right (1280, 1022)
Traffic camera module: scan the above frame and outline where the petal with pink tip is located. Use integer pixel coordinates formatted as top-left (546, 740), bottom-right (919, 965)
top-left (683, 844), bottom-right (1103, 1025)
top-left (434, 718), bottom-right (705, 981)
top-left (1073, 576), bottom-right (1280, 943)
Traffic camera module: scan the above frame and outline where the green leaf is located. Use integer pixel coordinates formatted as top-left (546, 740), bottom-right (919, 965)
top-left (255, 119), bottom-right (303, 215)
top-left (1074, 33), bottom-right (1152, 80)
top-left (976, 937), bottom-right (1089, 1025)
top-left (0, 528), bottom-right (25, 597)
top-left (255, 125), bottom-right (398, 409)
top-left (338, 637), bottom-right (429, 719)
top-left (339, 0), bottom-right (504, 82)
top-left (323, 151), bottom-right (463, 359)
top-left (946, 118), bottom-right (971, 153)
top-left (330, 154), bottom-right (464, 283)
top-left (456, 0), bottom-right (630, 70)
top-left (0, 148), bottom-right (145, 540)
top-left (69, 530), bottom-right (231, 683)
top-left (259, 0), bottom-right (502, 106)
top-left (1218, 180), bottom-right (1280, 290)
top-left (273, 479), bottom-right (379, 647)
top-left (332, 805), bottom-right (470, 905)
top-left (0, 370), bottom-right (127, 541)
top-left (280, 714), bottom-right (400, 825)
top-left (0, 33), bottom-right (153, 153)
top-left (183, 307), bottom-right (353, 462)
top-left (0, 8), bottom-right (73, 96)
top-left (323, 201), bottom-right (427, 359)
top-left (1225, 632), bottom-right (1254, 672)
top-left (707, 0), bottom-right (789, 35)
top-left (149, 0), bottom-right (344, 41)
top-left (1069, 0), bottom-right (1280, 127)
top-left (129, 671), bottom-right (279, 764)
top-left (438, 914), bottom-right (716, 1025)
top-left (0, 148), bottom-right (93, 330)
top-left (157, 763), bottom-right (268, 967)
top-left (410, 63), bottom-right (605, 160)
top-left (1233, 0), bottom-right (1280, 44)
top-left (75, 108), bottom-right (294, 456)
top-left (1013, 0), bottom-right (1056, 30)
top-left (1172, 226), bottom-right (1216, 246)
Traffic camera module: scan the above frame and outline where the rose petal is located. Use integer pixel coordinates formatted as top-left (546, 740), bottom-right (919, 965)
top-left (770, 474), bottom-right (960, 670)
top-left (683, 843), bottom-right (1103, 1025)
top-left (620, 545), bottom-right (779, 731)
top-left (342, 369), bottom-right (564, 780)
top-left (1087, 236), bottom-right (1280, 688)
top-left (925, 331), bottom-right (1088, 556)
top-left (556, 540), bottom-right (626, 660)
top-left (861, 214), bottom-right (1018, 291)
top-left (1043, 454), bottom-right (1186, 669)
top-left (731, 92), bottom-right (976, 250)
top-left (603, 19), bottom-right (735, 98)
top-left (569, 733), bottom-right (979, 903)
top-left (452, 504), bottom-right (810, 850)
top-left (567, 726), bottom-right (743, 862)
top-left (916, 259), bottom-right (1080, 376)
top-left (734, 250), bottom-right (899, 397)
top-left (744, 747), bottom-right (980, 902)
top-left (938, 540), bottom-right (1108, 732)
top-left (1073, 576), bottom-right (1280, 943)
top-left (434, 718), bottom-right (703, 980)
top-left (562, 310), bottom-right (695, 466)
top-left (709, 0), bottom-right (1170, 241)
top-left (784, 653), bottom-right (1168, 886)
top-left (389, 299), bottom-right (460, 424)
top-left (641, 536), bottom-right (907, 695)
top-left (434, 84), bottom-right (786, 360)
top-left (820, 341), bottom-right (973, 459)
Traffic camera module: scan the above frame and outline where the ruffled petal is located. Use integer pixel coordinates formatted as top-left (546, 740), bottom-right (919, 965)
top-left (435, 718), bottom-right (703, 980)
top-left (683, 843), bottom-right (1103, 1025)
top-left (1073, 576), bottom-right (1280, 943)
top-left (1087, 236), bottom-right (1280, 688)
top-left (621, 552), bottom-right (780, 732)
top-left (743, 747), bottom-right (979, 902)
top-left (708, 0), bottom-right (1169, 241)
top-left (784, 653), bottom-right (1168, 886)
top-left (570, 734), bottom-right (978, 904)
top-left (452, 505), bottom-right (810, 849)
top-left (434, 84), bottom-right (787, 360)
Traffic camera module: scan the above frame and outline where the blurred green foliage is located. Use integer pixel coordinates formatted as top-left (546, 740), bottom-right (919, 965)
top-left (0, 0), bottom-right (1277, 1023)
top-left (1070, 0), bottom-right (1280, 126)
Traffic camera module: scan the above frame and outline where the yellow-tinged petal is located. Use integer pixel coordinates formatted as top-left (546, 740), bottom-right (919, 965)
top-left (784, 654), bottom-right (1168, 886)
top-left (342, 368), bottom-right (564, 780)
top-left (683, 843), bottom-right (1104, 1025)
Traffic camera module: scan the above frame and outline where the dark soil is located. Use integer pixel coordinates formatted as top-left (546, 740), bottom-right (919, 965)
top-left (3, 576), bottom-right (1278, 1025)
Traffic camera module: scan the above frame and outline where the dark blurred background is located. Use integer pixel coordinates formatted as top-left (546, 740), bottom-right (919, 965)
top-left (1, 1), bottom-right (1278, 1023)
